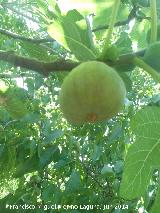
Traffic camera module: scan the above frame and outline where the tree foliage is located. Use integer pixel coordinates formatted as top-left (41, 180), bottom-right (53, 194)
top-left (0, 0), bottom-right (160, 212)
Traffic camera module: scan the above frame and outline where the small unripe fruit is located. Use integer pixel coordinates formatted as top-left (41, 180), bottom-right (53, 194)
top-left (59, 61), bottom-right (126, 125)
top-left (143, 42), bottom-right (160, 72)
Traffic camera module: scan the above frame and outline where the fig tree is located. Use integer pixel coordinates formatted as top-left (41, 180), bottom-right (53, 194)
top-left (59, 61), bottom-right (126, 125)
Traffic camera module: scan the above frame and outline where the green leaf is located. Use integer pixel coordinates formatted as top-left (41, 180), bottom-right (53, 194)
top-left (150, 186), bottom-right (160, 213)
top-left (5, 98), bottom-right (29, 119)
top-left (20, 42), bottom-right (52, 61)
top-left (65, 170), bottom-right (81, 193)
top-left (114, 160), bottom-right (124, 174)
top-left (108, 124), bottom-right (122, 144)
top-left (13, 154), bottom-right (39, 178)
top-left (65, 10), bottom-right (97, 54)
top-left (0, 188), bottom-right (26, 211)
top-left (41, 183), bottom-right (55, 202)
top-left (54, 159), bottom-right (69, 170)
top-left (120, 107), bottom-right (160, 200)
top-left (91, 144), bottom-right (103, 162)
top-left (39, 145), bottom-right (60, 168)
top-left (29, 140), bottom-right (37, 158)
top-left (34, 75), bottom-right (44, 90)
top-left (76, 19), bottom-right (97, 53)
top-left (3, 87), bottom-right (30, 119)
top-left (115, 32), bottom-right (132, 54)
top-left (66, 9), bottom-right (84, 22)
top-left (130, 21), bottom-right (148, 48)
top-left (45, 129), bottom-right (64, 144)
top-left (101, 164), bottom-right (114, 176)
top-left (48, 16), bottom-right (96, 61)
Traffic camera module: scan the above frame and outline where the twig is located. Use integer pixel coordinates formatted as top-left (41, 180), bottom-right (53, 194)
top-left (92, 19), bottom-right (131, 32)
top-left (82, 162), bottom-right (105, 190)
top-left (0, 28), bottom-right (54, 43)
top-left (92, 4), bottom-right (149, 32)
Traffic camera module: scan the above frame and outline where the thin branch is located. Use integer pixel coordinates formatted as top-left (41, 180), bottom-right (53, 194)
top-left (83, 163), bottom-right (105, 190)
top-left (0, 49), bottom-right (145, 76)
top-left (0, 29), bottom-right (58, 55)
top-left (92, 19), bottom-right (131, 32)
top-left (92, 4), bottom-right (150, 32)
top-left (92, 5), bottom-right (137, 32)
top-left (0, 28), bottom-right (54, 44)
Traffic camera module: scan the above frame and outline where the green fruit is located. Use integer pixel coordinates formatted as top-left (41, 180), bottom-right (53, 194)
top-left (143, 42), bottom-right (160, 72)
top-left (101, 45), bottom-right (119, 62)
top-left (59, 61), bottom-right (126, 125)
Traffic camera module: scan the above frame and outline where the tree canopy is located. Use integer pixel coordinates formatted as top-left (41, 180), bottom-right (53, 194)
top-left (0, 0), bottom-right (160, 212)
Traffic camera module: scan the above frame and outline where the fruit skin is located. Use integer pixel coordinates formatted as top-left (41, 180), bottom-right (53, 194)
top-left (143, 42), bottom-right (160, 72)
top-left (59, 61), bottom-right (126, 125)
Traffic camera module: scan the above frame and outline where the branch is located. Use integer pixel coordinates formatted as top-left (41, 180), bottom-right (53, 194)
top-left (0, 28), bottom-right (54, 44)
top-left (0, 29), bottom-right (58, 55)
top-left (92, 4), bottom-right (149, 32)
top-left (0, 50), bottom-right (78, 76)
top-left (92, 19), bottom-right (131, 32)
top-left (0, 49), bottom-right (145, 76)
top-left (83, 164), bottom-right (104, 189)
top-left (92, 4), bottom-right (136, 32)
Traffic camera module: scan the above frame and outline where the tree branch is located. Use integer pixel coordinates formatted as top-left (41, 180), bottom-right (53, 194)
top-left (0, 28), bottom-right (54, 44)
top-left (0, 50), bottom-right (78, 76)
top-left (0, 49), bottom-right (145, 76)
top-left (92, 19), bottom-right (132, 32)
top-left (92, 4), bottom-right (150, 32)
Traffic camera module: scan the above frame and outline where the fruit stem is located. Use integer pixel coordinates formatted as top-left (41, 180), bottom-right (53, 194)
top-left (133, 57), bottom-right (160, 83)
top-left (150, 0), bottom-right (157, 43)
top-left (100, 0), bottom-right (121, 59)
